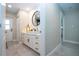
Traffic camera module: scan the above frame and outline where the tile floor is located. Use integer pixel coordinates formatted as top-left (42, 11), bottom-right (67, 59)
top-left (50, 42), bottom-right (79, 56)
top-left (6, 41), bottom-right (40, 56)
top-left (6, 41), bottom-right (79, 56)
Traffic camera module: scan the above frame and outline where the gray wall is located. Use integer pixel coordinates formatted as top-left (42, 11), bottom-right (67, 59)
top-left (63, 9), bottom-right (79, 42)
top-left (44, 4), bottom-right (61, 55)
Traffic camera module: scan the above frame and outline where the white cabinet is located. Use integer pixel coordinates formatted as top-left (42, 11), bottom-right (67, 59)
top-left (21, 33), bottom-right (40, 53)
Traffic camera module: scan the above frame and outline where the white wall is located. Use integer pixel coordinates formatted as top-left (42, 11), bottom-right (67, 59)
top-left (17, 10), bottom-right (29, 40)
top-left (40, 4), bottom-right (46, 55)
top-left (17, 10), bottom-right (29, 32)
top-left (45, 4), bottom-right (61, 55)
top-left (40, 4), bottom-right (61, 55)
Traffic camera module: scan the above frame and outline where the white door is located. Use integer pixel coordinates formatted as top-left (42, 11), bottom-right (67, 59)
top-left (5, 18), bottom-right (13, 41)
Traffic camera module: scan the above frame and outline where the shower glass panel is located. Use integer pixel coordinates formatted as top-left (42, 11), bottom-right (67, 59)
top-left (63, 10), bottom-right (79, 56)
top-left (63, 11), bottom-right (79, 42)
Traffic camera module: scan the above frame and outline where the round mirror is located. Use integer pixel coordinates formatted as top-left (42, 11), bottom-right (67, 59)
top-left (32, 11), bottom-right (40, 26)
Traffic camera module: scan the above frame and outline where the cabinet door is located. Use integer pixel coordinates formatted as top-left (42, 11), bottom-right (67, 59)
top-left (24, 34), bottom-right (30, 46)
top-left (29, 35), bottom-right (35, 49)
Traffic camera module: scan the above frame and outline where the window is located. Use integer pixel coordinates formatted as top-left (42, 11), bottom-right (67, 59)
top-left (5, 19), bottom-right (10, 30)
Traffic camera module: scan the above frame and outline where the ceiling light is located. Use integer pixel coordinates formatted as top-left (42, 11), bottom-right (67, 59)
top-left (8, 5), bottom-right (12, 8)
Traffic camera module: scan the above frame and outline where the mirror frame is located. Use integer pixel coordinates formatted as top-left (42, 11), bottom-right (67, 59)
top-left (32, 11), bottom-right (40, 26)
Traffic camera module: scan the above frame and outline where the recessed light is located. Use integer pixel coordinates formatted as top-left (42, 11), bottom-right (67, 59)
top-left (8, 5), bottom-right (12, 8)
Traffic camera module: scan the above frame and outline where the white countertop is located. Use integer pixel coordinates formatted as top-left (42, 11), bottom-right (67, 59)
top-left (21, 32), bottom-right (40, 36)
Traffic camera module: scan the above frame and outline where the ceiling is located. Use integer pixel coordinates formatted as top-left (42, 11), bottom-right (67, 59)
top-left (6, 3), bottom-right (40, 15)
top-left (6, 3), bottom-right (79, 15)
top-left (58, 3), bottom-right (79, 12)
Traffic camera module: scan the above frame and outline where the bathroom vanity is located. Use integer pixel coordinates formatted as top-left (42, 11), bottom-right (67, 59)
top-left (21, 10), bottom-right (40, 54)
top-left (21, 32), bottom-right (40, 53)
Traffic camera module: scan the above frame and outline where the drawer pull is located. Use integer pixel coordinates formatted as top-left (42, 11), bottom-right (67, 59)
top-left (35, 42), bottom-right (39, 44)
top-left (35, 48), bottom-right (39, 50)
top-left (35, 37), bottom-right (39, 39)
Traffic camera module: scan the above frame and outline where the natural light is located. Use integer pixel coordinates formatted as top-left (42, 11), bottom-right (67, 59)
top-left (5, 19), bottom-right (10, 30)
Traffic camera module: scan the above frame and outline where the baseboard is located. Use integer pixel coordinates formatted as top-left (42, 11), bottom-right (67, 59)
top-left (47, 43), bottom-right (61, 56)
top-left (63, 40), bottom-right (79, 45)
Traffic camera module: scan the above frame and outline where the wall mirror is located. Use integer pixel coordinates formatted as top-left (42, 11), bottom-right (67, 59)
top-left (32, 11), bottom-right (40, 26)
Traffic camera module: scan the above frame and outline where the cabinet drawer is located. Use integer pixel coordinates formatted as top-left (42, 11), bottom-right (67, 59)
top-left (35, 42), bottom-right (39, 47)
top-left (34, 42), bottom-right (40, 53)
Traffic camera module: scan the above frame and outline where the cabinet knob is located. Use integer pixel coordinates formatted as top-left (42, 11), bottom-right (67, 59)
top-left (36, 37), bottom-right (39, 39)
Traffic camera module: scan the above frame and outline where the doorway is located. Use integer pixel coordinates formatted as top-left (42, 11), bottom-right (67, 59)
top-left (5, 18), bottom-right (13, 41)
top-left (5, 18), bottom-right (13, 48)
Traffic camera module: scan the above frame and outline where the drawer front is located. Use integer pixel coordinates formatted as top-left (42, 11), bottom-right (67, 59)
top-left (34, 36), bottom-right (40, 53)
top-left (34, 41), bottom-right (40, 53)
top-left (35, 36), bottom-right (40, 40)
top-left (35, 42), bottom-right (39, 45)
